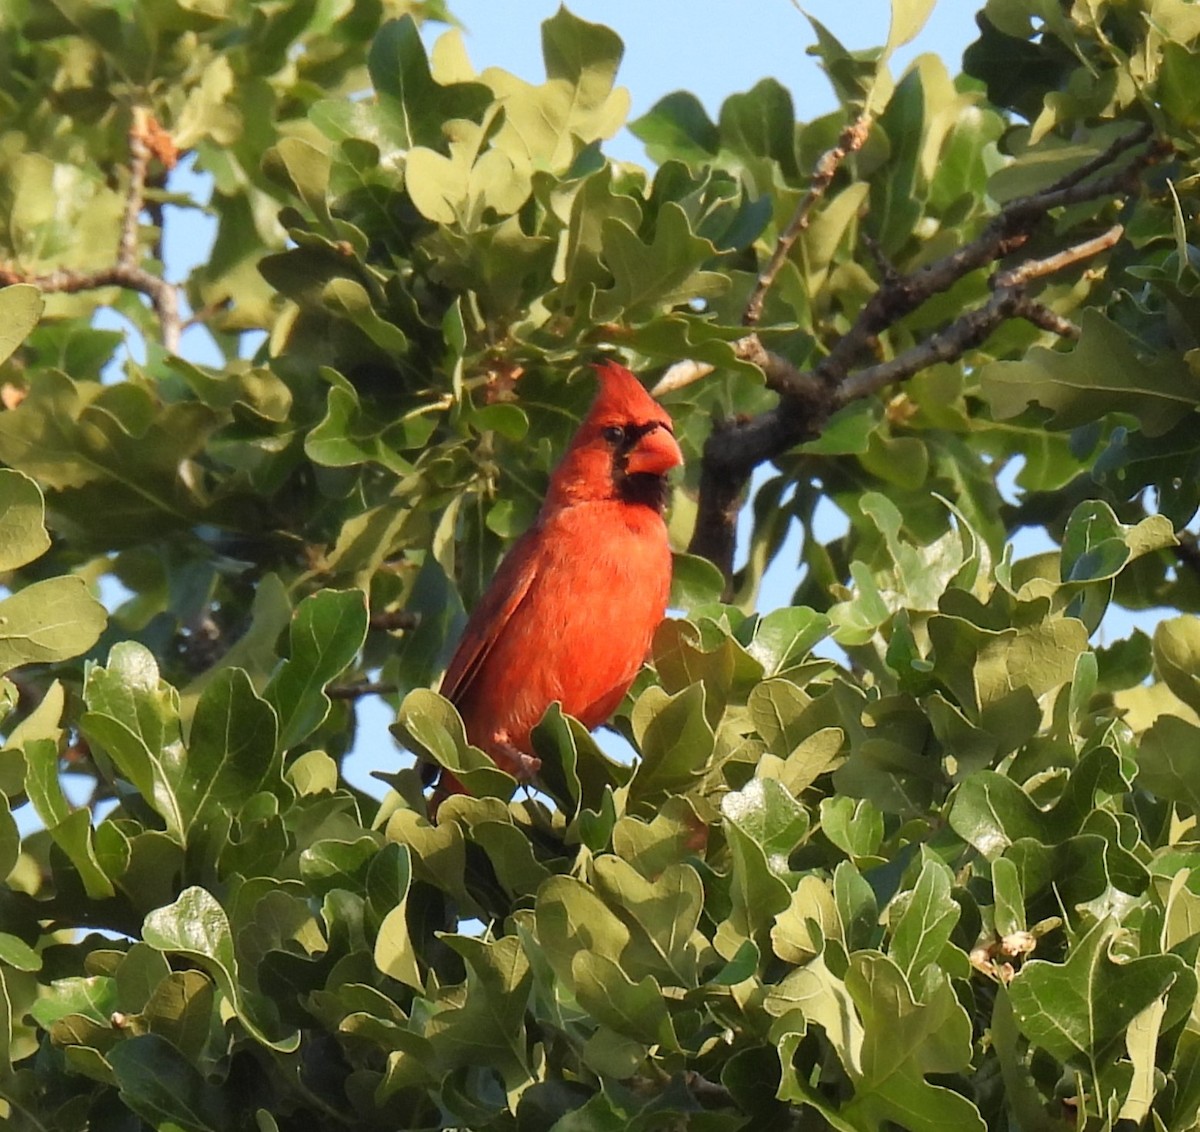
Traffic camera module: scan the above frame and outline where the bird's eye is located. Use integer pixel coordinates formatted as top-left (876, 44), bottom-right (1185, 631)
top-left (602, 425), bottom-right (625, 444)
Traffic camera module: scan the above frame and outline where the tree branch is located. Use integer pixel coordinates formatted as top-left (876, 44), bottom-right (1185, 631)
top-left (0, 107), bottom-right (182, 352)
top-left (744, 112), bottom-right (873, 328)
top-left (327, 680), bottom-right (399, 701)
top-left (834, 227), bottom-right (1123, 405)
top-left (369, 609), bottom-right (422, 632)
top-left (686, 125), bottom-right (1162, 581)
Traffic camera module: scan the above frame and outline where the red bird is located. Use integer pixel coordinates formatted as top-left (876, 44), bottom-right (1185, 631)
top-left (431, 360), bottom-right (683, 805)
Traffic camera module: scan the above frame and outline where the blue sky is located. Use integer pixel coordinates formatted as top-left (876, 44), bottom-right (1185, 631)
top-left (434, 1), bottom-right (981, 153)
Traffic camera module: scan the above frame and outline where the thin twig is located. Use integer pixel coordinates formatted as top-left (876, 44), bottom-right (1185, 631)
top-left (1174, 532), bottom-right (1200, 580)
top-left (118, 108), bottom-right (151, 267)
top-left (744, 112), bottom-right (873, 328)
top-left (999, 225), bottom-right (1125, 286)
top-left (652, 336), bottom-right (754, 397)
top-left (0, 106), bottom-right (182, 351)
top-left (682, 1071), bottom-right (735, 1107)
top-left (327, 681), bottom-right (399, 700)
top-left (1036, 121), bottom-right (1153, 194)
top-left (369, 609), bottom-right (421, 632)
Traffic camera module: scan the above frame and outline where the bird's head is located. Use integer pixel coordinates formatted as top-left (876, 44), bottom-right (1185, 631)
top-left (545, 359), bottom-right (683, 511)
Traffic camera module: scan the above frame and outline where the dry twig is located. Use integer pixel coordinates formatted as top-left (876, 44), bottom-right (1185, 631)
top-left (0, 106), bottom-right (183, 351)
top-left (744, 112), bottom-right (873, 328)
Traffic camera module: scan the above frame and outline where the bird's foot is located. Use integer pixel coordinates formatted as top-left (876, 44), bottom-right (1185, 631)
top-left (493, 736), bottom-right (541, 782)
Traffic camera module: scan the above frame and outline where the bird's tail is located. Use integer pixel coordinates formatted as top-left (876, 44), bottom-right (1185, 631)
top-left (427, 769), bottom-right (467, 820)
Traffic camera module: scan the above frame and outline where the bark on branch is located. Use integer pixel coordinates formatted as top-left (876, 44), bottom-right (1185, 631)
top-left (0, 107), bottom-right (182, 351)
top-left (683, 122), bottom-right (1163, 582)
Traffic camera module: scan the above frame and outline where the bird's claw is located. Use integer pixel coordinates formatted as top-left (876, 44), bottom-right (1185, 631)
top-left (494, 738), bottom-right (541, 783)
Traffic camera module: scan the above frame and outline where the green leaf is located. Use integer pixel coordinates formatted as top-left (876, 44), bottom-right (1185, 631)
top-left (0, 576), bottom-right (106, 676)
top-left (652, 618), bottom-right (741, 724)
top-left (1061, 499), bottom-right (1176, 583)
top-left (0, 283), bottom-right (43, 365)
top-left (532, 702), bottom-right (631, 818)
top-left (1159, 40), bottom-right (1200, 128)
top-left (1152, 616), bottom-right (1200, 718)
top-left (368, 16), bottom-right (492, 150)
top-left (772, 874), bottom-right (841, 963)
top-left (828, 561), bottom-right (891, 646)
top-left (748, 607), bottom-right (831, 675)
top-left (406, 115), bottom-right (532, 226)
top-left (718, 79), bottom-right (799, 179)
top-left (821, 796), bottom-right (884, 864)
top-left (20, 683), bottom-right (114, 899)
top-left (140, 972), bottom-right (216, 1065)
top-left (486, 7), bottom-right (630, 170)
top-left (0, 797), bottom-right (18, 889)
top-left (628, 683), bottom-right (715, 806)
top-left (82, 642), bottom-right (185, 841)
top-left (108, 1034), bottom-right (223, 1132)
top-left (1120, 994), bottom-right (1166, 1123)
top-left (300, 836), bottom-right (376, 895)
top-left (591, 856), bottom-right (703, 986)
top-left (0, 370), bottom-right (216, 532)
top-left (668, 553), bottom-right (726, 609)
top-left (535, 875), bottom-right (632, 986)
top-left (630, 91), bottom-right (719, 165)
top-left (264, 588), bottom-right (367, 752)
top-left (371, 843), bottom-right (422, 989)
top-left (611, 795), bottom-right (709, 877)
top-left (768, 949), bottom-right (863, 1081)
top-left (178, 668), bottom-right (278, 832)
top-left (392, 689), bottom-right (517, 800)
top-left (143, 887), bottom-right (299, 1052)
top-left (321, 279), bottom-right (410, 354)
top-left (264, 137), bottom-right (332, 227)
top-left (0, 933), bottom-right (40, 973)
top-left (0, 469), bottom-right (50, 571)
top-left (749, 684), bottom-right (840, 795)
top-left (1009, 919), bottom-right (1189, 1062)
top-left (980, 309), bottom-right (1200, 437)
top-left (886, 0), bottom-right (937, 54)
top-left (888, 855), bottom-right (961, 983)
top-left (571, 950), bottom-right (679, 1049)
top-left (593, 202), bottom-right (727, 322)
top-left (720, 783), bottom-right (793, 950)
top-left (425, 935), bottom-right (533, 1093)
top-left (949, 747), bottom-right (1124, 855)
top-left (724, 776), bottom-right (810, 865)
top-left (1137, 714), bottom-right (1200, 814)
top-left (842, 955), bottom-right (984, 1132)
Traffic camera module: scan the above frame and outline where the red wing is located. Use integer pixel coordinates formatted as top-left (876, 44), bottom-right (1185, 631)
top-left (439, 525), bottom-right (542, 708)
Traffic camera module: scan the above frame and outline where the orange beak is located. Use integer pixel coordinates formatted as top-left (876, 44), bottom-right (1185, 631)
top-left (625, 425), bottom-right (683, 477)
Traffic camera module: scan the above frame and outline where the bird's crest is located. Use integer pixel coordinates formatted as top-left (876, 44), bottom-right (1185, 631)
top-left (587, 359), bottom-right (670, 426)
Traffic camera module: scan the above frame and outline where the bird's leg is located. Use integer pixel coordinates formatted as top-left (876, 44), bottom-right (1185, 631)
top-left (491, 731), bottom-right (541, 782)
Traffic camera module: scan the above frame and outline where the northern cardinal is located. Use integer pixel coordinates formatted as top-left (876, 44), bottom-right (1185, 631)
top-left (430, 359), bottom-right (683, 806)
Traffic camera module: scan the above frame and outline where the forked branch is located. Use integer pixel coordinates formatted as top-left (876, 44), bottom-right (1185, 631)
top-left (0, 107), bottom-right (182, 351)
top-left (683, 122), bottom-right (1163, 581)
